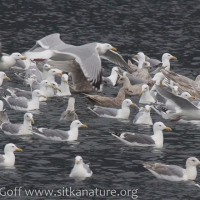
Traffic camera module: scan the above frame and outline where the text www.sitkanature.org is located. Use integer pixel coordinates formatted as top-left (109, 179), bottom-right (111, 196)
top-left (0, 187), bottom-right (138, 199)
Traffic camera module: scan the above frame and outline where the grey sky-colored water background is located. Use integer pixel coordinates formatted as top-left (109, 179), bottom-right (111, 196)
top-left (1, 0), bottom-right (200, 199)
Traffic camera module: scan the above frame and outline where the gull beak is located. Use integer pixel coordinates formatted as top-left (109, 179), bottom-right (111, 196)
top-left (160, 81), bottom-right (163, 87)
top-left (57, 72), bottom-right (62, 76)
top-left (41, 95), bottom-right (47, 98)
top-left (31, 118), bottom-right (34, 124)
top-left (49, 66), bottom-right (53, 70)
top-left (56, 87), bottom-right (61, 92)
top-left (111, 47), bottom-right (117, 51)
top-left (6, 76), bottom-right (11, 81)
top-left (139, 91), bottom-right (143, 95)
top-left (171, 56), bottom-right (177, 60)
top-left (131, 103), bottom-right (137, 107)
top-left (146, 109), bottom-right (150, 112)
top-left (49, 84), bottom-right (54, 88)
top-left (21, 56), bottom-right (27, 60)
top-left (65, 80), bottom-right (68, 84)
top-left (133, 55), bottom-right (137, 59)
top-left (81, 124), bottom-right (88, 128)
top-left (75, 160), bottom-right (79, 164)
top-left (198, 162), bottom-right (200, 166)
top-left (164, 126), bottom-right (172, 131)
top-left (190, 96), bottom-right (195, 99)
top-left (16, 148), bottom-right (23, 152)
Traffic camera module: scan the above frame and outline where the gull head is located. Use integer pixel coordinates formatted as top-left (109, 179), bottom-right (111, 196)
top-left (0, 72), bottom-right (11, 81)
top-left (153, 122), bottom-right (172, 132)
top-left (70, 120), bottom-right (88, 129)
top-left (186, 157), bottom-right (200, 167)
top-left (50, 81), bottom-right (61, 92)
top-left (97, 43), bottom-right (117, 54)
top-left (142, 61), bottom-right (151, 69)
top-left (181, 92), bottom-right (195, 100)
top-left (32, 90), bottom-right (46, 99)
top-left (172, 86), bottom-right (179, 95)
top-left (133, 52), bottom-right (145, 61)
top-left (48, 69), bottom-right (62, 76)
top-left (10, 53), bottom-right (26, 60)
top-left (75, 156), bottom-right (83, 164)
top-left (140, 84), bottom-right (149, 95)
top-left (24, 113), bottom-right (34, 124)
top-left (43, 64), bottom-right (52, 71)
top-left (122, 99), bottom-right (136, 108)
top-left (61, 74), bottom-right (69, 84)
top-left (40, 80), bottom-right (52, 88)
top-left (162, 53), bottom-right (177, 61)
top-left (145, 105), bottom-right (151, 112)
top-left (4, 143), bottom-right (22, 153)
top-left (116, 76), bottom-right (128, 85)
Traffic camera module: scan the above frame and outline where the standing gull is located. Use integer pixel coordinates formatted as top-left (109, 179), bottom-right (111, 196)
top-left (143, 157), bottom-right (200, 181)
top-left (111, 122), bottom-right (171, 148)
top-left (25, 33), bottom-right (130, 91)
top-left (1, 113), bottom-right (34, 135)
top-left (88, 99), bottom-right (136, 119)
top-left (0, 143), bottom-right (22, 167)
top-left (33, 120), bottom-right (88, 141)
top-left (69, 156), bottom-right (93, 179)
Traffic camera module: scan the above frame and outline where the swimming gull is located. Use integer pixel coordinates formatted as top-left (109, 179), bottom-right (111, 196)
top-left (0, 100), bottom-right (9, 123)
top-left (143, 157), bottom-right (200, 181)
top-left (33, 120), bottom-right (87, 141)
top-left (112, 122), bottom-right (171, 148)
top-left (0, 143), bottom-right (22, 167)
top-left (25, 33), bottom-right (130, 91)
top-left (133, 105), bottom-right (153, 125)
top-left (0, 72), bottom-right (11, 86)
top-left (69, 156), bottom-right (93, 179)
top-left (88, 99), bottom-right (136, 119)
top-left (46, 81), bottom-right (61, 97)
top-left (3, 90), bottom-right (46, 111)
top-left (0, 42), bottom-right (26, 71)
top-left (84, 86), bottom-right (134, 107)
top-left (1, 113), bottom-right (34, 135)
top-left (59, 97), bottom-right (78, 122)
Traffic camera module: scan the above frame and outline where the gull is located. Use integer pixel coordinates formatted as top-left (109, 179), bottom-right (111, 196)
top-left (25, 33), bottom-right (130, 91)
top-left (0, 100), bottom-right (9, 123)
top-left (139, 84), bottom-right (157, 104)
top-left (102, 66), bottom-right (119, 86)
top-left (0, 143), bottom-right (22, 167)
top-left (143, 157), bottom-right (200, 181)
top-left (0, 42), bottom-right (26, 71)
top-left (155, 85), bottom-right (200, 120)
top-left (111, 122), bottom-right (171, 148)
top-left (133, 105), bottom-right (153, 125)
top-left (88, 99), bottom-right (136, 119)
top-left (46, 68), bottom-right (62, 82)
top-left (1, 113), bottom-right (34, 135)
top-left (69, 156), bottom-right (93, 179)
top-left (56, 74), bottom-right (71, 96)
top-left (59, 97), bottom-right (78, 122)
top-left (33, 120), bottom-right (88, 141)
top-left (0, 72), bottom-right (11, 86)
top-left (84, 86), bottom-right (134, 107)
top-left (3, 90), bottom-right (46, 111)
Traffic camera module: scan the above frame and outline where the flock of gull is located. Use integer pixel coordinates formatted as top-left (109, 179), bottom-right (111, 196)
top-left (0, 33), bottom-right (200, 182)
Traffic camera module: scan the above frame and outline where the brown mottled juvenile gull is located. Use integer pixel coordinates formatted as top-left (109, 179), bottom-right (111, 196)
top-left (33, 120), bottom-right (87, 141)
top-left (1, 113), bottom-right (34, 135)
top-left (0, 42), bottom-right (26, 71)
top-left (88, 99), bottom-right (136, 119)
top-left (84, 87), bottom-right (134, 107)
top-left (25, 33), bottom-right (130, 91)
top-left (112, 122), bottom-right (171, 147)
top-left (59, 97), bottom-right (78, 122)
top-left (143, 157), bottom-right (200, 181)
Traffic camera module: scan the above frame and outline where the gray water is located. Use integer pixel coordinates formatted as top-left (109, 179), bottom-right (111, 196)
top-left (0, 0), bottom-right (200, 199)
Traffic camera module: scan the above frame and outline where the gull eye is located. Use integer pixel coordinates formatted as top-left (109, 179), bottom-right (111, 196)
top-left (12, 146), bottom-right (14, 148)
top-left (159, 125), bottom-right (161, 127)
